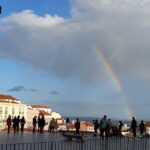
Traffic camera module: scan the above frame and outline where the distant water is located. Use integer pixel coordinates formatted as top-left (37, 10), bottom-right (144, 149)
top-left (63, 116), bottom-right (128, 125)
top-left (63, 116), bottom-right (146, 126)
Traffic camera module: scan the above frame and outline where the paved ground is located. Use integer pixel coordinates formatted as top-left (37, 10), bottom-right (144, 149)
top-left (0, 132), bottom-right (150, 150)
top-left (0, 132), bottom-right (65, 144)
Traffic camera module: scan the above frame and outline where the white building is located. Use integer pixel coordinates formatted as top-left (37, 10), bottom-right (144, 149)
top-left (0, 95), bottom-right (63, 131)
top-left (80, 121), bottom-right (94, 132)
top-left (26, 106), bottom-right (39, 129)
top-left (0, 94), bottom-right (28, 130)
top-left (31, 105), bottom-right (52, 114)
top-left (51, 112), bottom-right (61, 119)
top-left (31, 105), bottom-right (62, 130)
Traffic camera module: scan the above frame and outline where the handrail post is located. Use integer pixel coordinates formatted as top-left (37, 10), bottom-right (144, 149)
top-left (50, 142), bottom-right (53, 150)
top-left (14, 144), bottom-right (16, 150)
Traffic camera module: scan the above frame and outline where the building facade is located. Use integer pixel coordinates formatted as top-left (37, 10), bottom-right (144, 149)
top-left (0, 94), bottom-right (28, 130)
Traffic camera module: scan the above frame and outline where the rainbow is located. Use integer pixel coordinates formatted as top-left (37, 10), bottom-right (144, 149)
top-left (95, 48), bottom-right (134, 119)
top-left (96, 49), bottom-right (122, 92)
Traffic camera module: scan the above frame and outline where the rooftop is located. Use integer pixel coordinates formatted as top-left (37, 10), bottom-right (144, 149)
top-left (31, 105), bottom-right (50, 109)
top-left (0, 94), bottom-right (21, 104)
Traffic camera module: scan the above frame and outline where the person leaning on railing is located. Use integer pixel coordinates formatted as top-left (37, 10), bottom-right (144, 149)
top-left (75, 118), bottom-right (80, 135)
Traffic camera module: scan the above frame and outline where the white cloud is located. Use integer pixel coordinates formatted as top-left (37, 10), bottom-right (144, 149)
top-left (1, 0), bottom-right (150, 83)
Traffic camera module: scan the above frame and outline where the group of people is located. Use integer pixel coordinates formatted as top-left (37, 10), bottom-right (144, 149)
top-left (6, 115), bottom-right (26, 134)
top-left (32, 116), bottom-right (58, 133)
top-left (93, 115), bottom-right (145, 139)
top-left (6, 114), bottom-right (146, 138)
top-left (65, 117), bottom-right (81, 135)
top-left (6, 115), bottom-right (58, 134)
top-left (32, 115), bottom-right (46, 133)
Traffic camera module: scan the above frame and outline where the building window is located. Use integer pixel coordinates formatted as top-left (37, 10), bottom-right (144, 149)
top-left (5, 107), bottom-right (8, 114)
top-left (19, 108), bottom-right (21, 115)
top-left (0, 107), bottom-right (3, 114)
top-left (12, 107), bottom-right (15, 115)
top-left (22, 108), bottom-right (24, 116)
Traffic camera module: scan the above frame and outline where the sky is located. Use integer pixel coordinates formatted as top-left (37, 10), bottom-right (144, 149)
top-left (1, 0), bottom-right (150, 119)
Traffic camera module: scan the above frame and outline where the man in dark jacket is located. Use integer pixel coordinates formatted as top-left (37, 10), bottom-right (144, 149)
top-left (16, 116), bottom-right (20, 132)
top-left (7, 115), bottom-right (12, 134)
top-left (131, 117), bottom-right (137, 137)
top-left (75, 118), bottom-right (80, 135)
top-left (13, 116), bottom-right (17, 134)
top-left (139, 120), bottom-right (145, 137)
top-left (32, 116), bottom-right (37, 133)
top-left (20, 116), bottom-right (26, 132)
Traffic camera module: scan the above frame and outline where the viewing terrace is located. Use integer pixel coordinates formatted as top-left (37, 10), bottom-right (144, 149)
top-left (0, 131), bottom-right (149, 150)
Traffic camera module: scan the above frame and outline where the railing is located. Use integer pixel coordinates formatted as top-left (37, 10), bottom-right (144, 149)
top-left (0, 137), bottom-right (150, 150)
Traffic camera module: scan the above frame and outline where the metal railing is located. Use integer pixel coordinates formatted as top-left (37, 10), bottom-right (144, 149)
top-left (0, 137), bottom-right (150, 150)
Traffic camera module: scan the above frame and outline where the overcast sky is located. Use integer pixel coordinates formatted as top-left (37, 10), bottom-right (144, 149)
top-left (0, 0), bottom-right (150, 120)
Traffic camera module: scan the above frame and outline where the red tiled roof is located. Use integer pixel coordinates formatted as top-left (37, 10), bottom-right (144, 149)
top-left (0, 94), bottom-right (20, 104)
top-left (39, 110), bottom-right (50, 116)
top-left (0, 94), bottom-right (16, 100)
top-left (81, 122), bottom-right (94, 127)
top-left (145, 122), bottom-right (150, 127)
top-left (0, 100), bottom-right (18, 104)
top-left (31, 105), bottom-right (49, 108)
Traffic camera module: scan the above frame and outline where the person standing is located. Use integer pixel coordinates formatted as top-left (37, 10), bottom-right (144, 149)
top-left (38, 115), bottom-right (40, 132)
top-left (139, 120), bottom-right (145, 137)
top-left (66, 117), bottom-right (70, 131)
top-left (40, 115), bottom-right (45, 133)
top-left (93, 120), bottom-right (99, 135)
top-left (16, 116), bottom-right (20, 133)
top-left (75, 118), bottom-right (80, 135)
top-left (20, 116), bottom-right (26, 133)
top-left (118, 121), bottom-right (123, 136)
top-left (100, 115), bottom-right (108, 139)
top-left (7, 115), bottom-right (12, 134)
top-left (49, 118), bottom-right (55, 133)
top-left (131, 117), bottom-right (137, 137)
top-left (32, 116), bottom-right (37, 133)
top-left (13, 116), bottom-right (17, 134)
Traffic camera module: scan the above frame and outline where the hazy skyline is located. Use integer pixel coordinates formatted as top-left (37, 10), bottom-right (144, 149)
top-left (0, 0), bottom-right (150, 119)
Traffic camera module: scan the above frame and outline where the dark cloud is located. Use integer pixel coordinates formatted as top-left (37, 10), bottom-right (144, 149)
top-left (30, 88), bottom-right (38, 92)
top-left (7, 86), bottom-right (38, 92)
top-left (1, 2), bottom-right (150, 83)
top-left (7, 86), bottom-right (26, 92)
top-left (50, 91), bottom-right (60, 95)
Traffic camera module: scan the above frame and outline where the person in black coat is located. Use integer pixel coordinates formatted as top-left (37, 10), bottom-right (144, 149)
top-left (32, 116), bottom-right (37, 133)
top-left (16, 116), bottom-right (20, 132)
top-left (131, 117), bottom-right (137, 137)
top-left (75, 118), bottom-right (80, 135)
top-left (40, 115), bottom-right (45, 133)
top-left (139, 120), bottom-right (145, 137)
top-left (93, 120), bottom-right (99, 135)
top-left (20, 116), bottom-right (26, 132)
top-left (38, 115), bottom-right (40, 132)
top-left (13, 116), bottom-right (17, 134)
